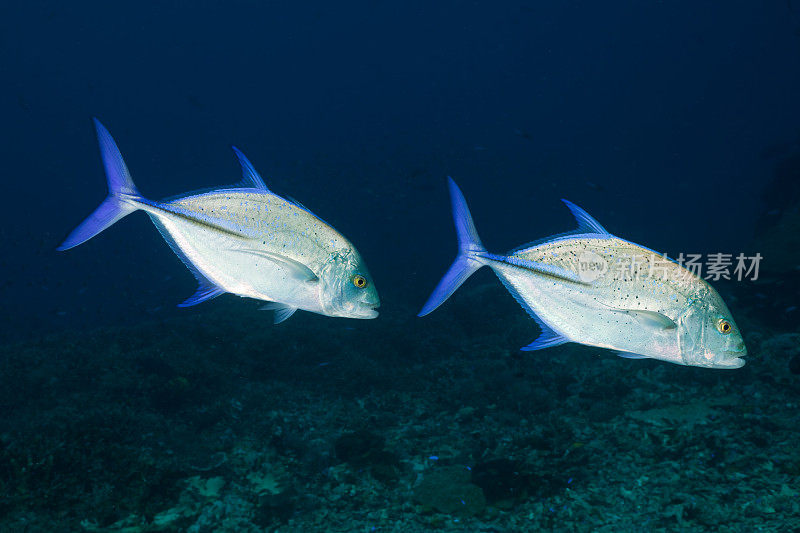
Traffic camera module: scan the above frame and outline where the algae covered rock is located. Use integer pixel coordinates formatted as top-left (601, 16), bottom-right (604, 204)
top-left (334, 429), bottom-right (401, 484)
top-left (471, 458), bottom-right (536, 507)
top-left (334, 429), bottom-right (385, 465)
top-left (413, 465), bottom-right (486, 517)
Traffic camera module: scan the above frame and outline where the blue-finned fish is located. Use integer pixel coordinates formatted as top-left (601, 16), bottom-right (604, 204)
top-left (59, 119), bottom-right (379, 322)
top-left (419, 178), bottom-right (746, 369)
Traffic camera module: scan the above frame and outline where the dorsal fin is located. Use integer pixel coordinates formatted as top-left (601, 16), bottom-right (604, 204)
top-left (286, 195), bottom-right (310, 211)
top-left (231, 146), bottom-right (270, 191)
top-left (561, 199), bottom-right (609, 235)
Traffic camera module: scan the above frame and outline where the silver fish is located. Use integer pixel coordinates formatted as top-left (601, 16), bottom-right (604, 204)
top-left (59, 119), bottom-right (379, 322)
top-left (419, 178), bottom-right (746, 369)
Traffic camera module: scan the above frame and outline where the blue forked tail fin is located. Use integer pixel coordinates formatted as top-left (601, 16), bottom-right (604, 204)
top-left (418, 177), bottom-right (487, 317)
top-left (57, 118), bottom-right (142, 251)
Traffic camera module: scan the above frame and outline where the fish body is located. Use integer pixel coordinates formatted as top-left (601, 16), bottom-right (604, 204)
top-left (419, 178), bottom-right (746, 369)
top-left (59, 119), bottom-right (379, 322)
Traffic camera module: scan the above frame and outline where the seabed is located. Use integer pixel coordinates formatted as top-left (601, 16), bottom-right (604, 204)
top-left (1, 282), bottom-right (798, 532)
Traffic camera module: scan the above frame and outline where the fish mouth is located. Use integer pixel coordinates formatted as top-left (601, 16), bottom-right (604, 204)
top-left (353, 306), bottom-right (379, 319)
top-left (351, 302), bottom-right (380, 319)
top-left (351, 294), bottom-right (380, 319)
top-left (717, 342), bottom-right (747, 369)
top-left (714, 354), bottom-right (746, 369)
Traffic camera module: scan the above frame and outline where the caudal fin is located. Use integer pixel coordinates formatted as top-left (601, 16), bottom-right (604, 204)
top-left (418, 177), bottom-right (487, 316)
top-left (57, 119), bottom-right (142, 251)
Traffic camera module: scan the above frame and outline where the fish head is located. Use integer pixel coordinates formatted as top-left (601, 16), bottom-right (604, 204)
top-left (319, 248), bottom-right (380, 319)
top-left (677, 287), bottom-right (746, 369)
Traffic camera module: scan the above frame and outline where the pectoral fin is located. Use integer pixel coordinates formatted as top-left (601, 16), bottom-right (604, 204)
top-left (231, 248), bottom-right (319, 282)
top-left (619, 309), bottom-right (677, 330)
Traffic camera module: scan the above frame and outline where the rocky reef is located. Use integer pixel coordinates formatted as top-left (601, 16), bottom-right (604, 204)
top-left (0, 287), bottom-right (798, 531)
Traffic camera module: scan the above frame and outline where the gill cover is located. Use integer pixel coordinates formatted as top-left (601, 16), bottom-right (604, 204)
top-left (676, 292), bottom-right (746, 369)
top-left (317, 249), bottom-right (378, 317)
top-left (677, 303), bottom-right (707, 366)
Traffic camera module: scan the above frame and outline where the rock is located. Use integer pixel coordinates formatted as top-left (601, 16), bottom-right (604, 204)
top-left (334, 430), bottom-right (385, 466)
top-left (334, 430), bottom-right (400, 484)
top-left (471, 458), bottom-right (534, 506)
top-left (413, 466), bottom-right (486, 517)
top-left (789, 354), bottom-right (800, 375)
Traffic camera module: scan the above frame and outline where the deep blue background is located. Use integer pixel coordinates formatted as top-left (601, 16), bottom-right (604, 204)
top-left (1, 1), bottom-right (799, 341)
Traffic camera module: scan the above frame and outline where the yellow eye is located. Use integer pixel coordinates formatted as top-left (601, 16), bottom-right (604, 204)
top-left (717, 319), bottom-right (733, 335)
top-left (352, 275), bottom-right (368, 289)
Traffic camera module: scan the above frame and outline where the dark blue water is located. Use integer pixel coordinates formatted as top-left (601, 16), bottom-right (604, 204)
top-left (2, 2), bottom-right (799, 530)
top-left (1, 0), bottom-right (797, 340)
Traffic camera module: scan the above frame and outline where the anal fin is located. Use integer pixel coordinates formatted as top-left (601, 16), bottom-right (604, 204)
top-left (149, 214), bottom-right (227, 308)
top-left (179, 284), bottom-right (225, 307)
top-left (521, 328), bottom-right (570, 351)
top-left (617, 352), bottom-right (649, 359)
top-left (494, 273), bottom-right (570, 352)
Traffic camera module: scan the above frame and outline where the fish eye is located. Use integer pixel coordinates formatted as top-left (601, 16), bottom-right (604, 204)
top-left (716, 319), bottom-right (733, 335)
top-left (352, 274), bottom-right (368, 289)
